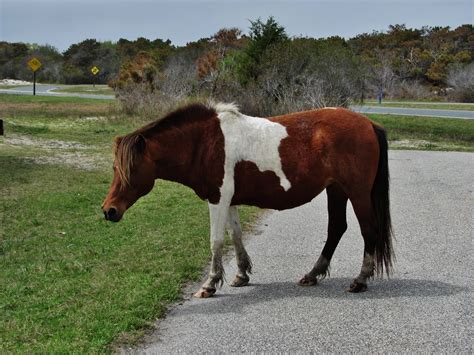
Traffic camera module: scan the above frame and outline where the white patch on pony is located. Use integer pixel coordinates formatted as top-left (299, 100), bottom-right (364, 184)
top-left (324, 107), bottom-right (338, 110)
top-left (215, 103), bottom-right (291, 194)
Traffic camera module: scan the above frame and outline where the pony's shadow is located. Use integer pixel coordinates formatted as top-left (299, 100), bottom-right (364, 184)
top-left (180, 278), bottom-right (467, 316)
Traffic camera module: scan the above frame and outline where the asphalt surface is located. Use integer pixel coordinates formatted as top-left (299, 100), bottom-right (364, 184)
top-left (0, 85), bottom-right (115, 100)
top-left (131, 150), bottom-right (473, 353)
top-left (351, 105), bottom-right (474, 119)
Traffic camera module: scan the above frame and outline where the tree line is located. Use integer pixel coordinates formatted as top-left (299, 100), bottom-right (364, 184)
top-left (1, 18), bottom-right (473, 112)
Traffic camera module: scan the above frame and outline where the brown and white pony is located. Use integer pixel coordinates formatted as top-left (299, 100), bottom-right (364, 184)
top-left (102, 102), bottom-right (394, 298)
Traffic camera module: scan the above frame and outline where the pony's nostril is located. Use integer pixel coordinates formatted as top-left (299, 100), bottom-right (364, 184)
top-left (108, 208), bottom-right (117, 218)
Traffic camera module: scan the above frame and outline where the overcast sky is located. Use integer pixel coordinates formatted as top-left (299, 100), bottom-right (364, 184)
top-left (1, 0), bottom-right (472, 51)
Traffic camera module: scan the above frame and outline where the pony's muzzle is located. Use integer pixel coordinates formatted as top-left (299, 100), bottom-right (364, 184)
top-left (103, 207), bottom-right (122, 222)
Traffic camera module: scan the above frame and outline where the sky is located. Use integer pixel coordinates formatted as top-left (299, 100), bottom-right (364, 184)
top-left (1, 0), bottom-right (472, 51)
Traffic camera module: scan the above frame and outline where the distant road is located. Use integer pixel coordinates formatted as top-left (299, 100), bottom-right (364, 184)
top-left (0, 87), bottom-right (472, 118)
top-left (0, 85), bottom-right (115, 100)
top-left (351, 105), bottom-right (474, 119)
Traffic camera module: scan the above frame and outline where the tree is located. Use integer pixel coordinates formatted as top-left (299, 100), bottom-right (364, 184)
top-left (62, 39), bottom-right (102, 84)
top-left (0, 42), bottom-right (29, 80)
top-left (196, 28), bottom-right (243, 94)
top-left (236, 16), bottom-right (288, 84)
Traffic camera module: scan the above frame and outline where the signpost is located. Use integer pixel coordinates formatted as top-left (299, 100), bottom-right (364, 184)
top-left (91, 66), bottom-right (100, 88)
top-left (27, 57), bottom-right (42, 95)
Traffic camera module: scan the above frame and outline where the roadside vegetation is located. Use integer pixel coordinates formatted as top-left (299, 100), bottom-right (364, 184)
top-left (1, 20), bottom-right (473, 111)
top-left (0, 93), bottom-right (473, 352)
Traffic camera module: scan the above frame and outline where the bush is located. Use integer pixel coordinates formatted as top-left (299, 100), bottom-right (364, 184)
top-left (447, 63), bottom-right (474, 102)
top-left (394, 80), bottom-right (433, 100)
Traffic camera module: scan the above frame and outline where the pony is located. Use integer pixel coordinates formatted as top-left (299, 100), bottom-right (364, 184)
top-left (102, 102), bottom-right (394, 298)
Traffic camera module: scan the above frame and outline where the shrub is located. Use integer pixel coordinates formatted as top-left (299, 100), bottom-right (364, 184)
top-left (447, 63), bottom-right (474, 102)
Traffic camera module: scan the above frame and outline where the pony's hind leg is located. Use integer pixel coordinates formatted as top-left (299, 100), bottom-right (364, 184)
top-left (299, 184), bottom-right (348, 286)
top-left (347, 194), bottom-right (376, 293)
top-left (227, 206), bottom-right (252, 287)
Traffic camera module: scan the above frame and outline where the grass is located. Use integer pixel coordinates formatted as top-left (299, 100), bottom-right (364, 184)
top-left (0, 93), bottom-right (114, 104)
top-left (0, 85), bottom-right (30, 90)
top-left (0, 94), bottom-right (258, 352)
top-left (0, 93), bottom-right (117, 119)
top-left (0, 94), bottom-right (472, 352)
top-left (0, 158), bottom-right (257, 352)
top-left (368, 114), bottom-right (474, 152)
top-left (51, 84), bottom-right (115, 96)
top-left (364, 99), bottom-right (474, 111)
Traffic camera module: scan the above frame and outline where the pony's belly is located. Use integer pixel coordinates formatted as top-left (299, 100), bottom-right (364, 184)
top-left (231, 160), bottom-right (325, 210)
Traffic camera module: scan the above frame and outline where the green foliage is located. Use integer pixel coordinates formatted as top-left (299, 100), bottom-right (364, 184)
top-left (236, 16), bottom-right (288, 84)
top-left (62, 39), bottom-right (121, 84)
top-left (348, 24), bottom-right (474, 88)
top-left (0, 22), bottom-right (472, 102)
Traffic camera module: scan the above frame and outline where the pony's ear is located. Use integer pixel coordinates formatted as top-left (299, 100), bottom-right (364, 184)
top-left (134, 135), bottom-right (146, 153)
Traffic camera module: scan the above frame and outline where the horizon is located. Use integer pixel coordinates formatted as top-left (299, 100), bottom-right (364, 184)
top-left (3, 22), bottom-right (473, 52)
top-left (1, 0), bottom-right (472, 52)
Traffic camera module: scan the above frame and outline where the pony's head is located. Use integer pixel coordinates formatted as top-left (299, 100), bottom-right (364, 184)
top-left (102, 134), bottom-right (156, 222)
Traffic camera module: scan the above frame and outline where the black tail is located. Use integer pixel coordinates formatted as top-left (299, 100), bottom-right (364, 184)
top-left (371, 124), bottom-right (394, 276)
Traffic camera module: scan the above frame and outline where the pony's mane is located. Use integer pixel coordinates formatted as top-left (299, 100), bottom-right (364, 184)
top-left (212, 101), bottom-right (241, 117)
top-left (114, 101), bottom-right (241, 186)
top-left (114, 134), bottom-right (144, 188)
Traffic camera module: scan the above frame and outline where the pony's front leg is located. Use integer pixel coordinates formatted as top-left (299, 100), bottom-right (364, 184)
top-left (194, 201), bottom-right (230, 298)
top-left (227, 206), bottom-right (252, 287)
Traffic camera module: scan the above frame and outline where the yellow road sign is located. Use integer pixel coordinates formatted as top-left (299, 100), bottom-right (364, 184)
top-left (91, 66), bottom-right (100, 75)
top-left (27, 57), bottom-right (42, 72)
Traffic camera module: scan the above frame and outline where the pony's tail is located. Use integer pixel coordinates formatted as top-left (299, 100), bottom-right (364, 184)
top-left (371, 124), bottom-right (394, 276)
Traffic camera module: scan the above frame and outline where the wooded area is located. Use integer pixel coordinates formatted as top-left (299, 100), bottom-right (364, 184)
top-left (1, 18), bottom-right (473, 114)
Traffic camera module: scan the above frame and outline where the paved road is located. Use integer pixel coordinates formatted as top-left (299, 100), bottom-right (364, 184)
top-left (132, 150), bottom-right (473, 353)
top-left (351, 105), bottom-right (474, 119)
top-left (0, 85), bottom-right (114, 100)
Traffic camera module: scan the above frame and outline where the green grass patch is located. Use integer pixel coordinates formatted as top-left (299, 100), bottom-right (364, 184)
top-left (0, 93), bottom-right (118, 119)
top-left (0, 93), bottom-right (114, 105)
top-left (369, 114), bottom-right (474, 151)
top-left (0, 85), bottom-right (30, 90)
top-left (0, 156), bottom-right (256, 352)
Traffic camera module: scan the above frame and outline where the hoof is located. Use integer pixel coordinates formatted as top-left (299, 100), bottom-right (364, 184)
top-left (229, 275), bottom-right (249, 287)
top-left (298, 275), bottom-right (318, 286)
top-left (347, 280), bottom-right (367, 293)
top-left (194, 287), bottom-right (216, 298)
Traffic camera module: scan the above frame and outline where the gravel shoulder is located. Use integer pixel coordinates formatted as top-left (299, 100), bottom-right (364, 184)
top-left (128, 150), bottom-right (473, 353)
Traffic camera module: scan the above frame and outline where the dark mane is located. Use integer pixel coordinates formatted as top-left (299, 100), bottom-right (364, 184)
top-left (113, 103), bottom-right (217, 186)
top-left (134, 103), bottom-right (217, 137)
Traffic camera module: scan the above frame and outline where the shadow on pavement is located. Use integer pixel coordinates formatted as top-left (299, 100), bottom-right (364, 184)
top-left (180, 278), bottom-right (467, 315)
